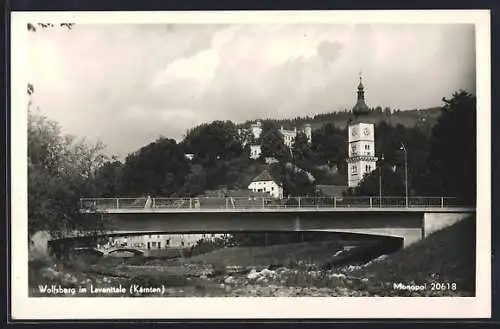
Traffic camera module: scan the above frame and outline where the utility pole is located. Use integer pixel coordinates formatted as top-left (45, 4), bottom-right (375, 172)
top-left (379, 154), bottom-right (384, 207)
top-left (400, 143), bottom-right (408, 207)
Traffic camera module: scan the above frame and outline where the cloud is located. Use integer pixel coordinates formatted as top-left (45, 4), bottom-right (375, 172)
top-left (28, 23), bottom-right (476, 159)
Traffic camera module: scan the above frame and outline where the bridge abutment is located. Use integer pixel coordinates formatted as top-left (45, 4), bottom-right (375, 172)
top-left (422, 212), bottom-right (471, 238)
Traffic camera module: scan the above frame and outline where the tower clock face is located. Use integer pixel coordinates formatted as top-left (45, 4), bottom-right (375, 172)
top-left (351, 127), bottom-right (358, 137)
top-left (363, 127), bottom-right (370, 136)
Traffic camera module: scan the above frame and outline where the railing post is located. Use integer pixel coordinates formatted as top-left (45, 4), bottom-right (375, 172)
top-left (334, 197), bottom-right (336, 208)
top-left (262, 197), bottom-right (265, 208)
top-left (152, 198), bottom-right (156, 208)
top-left (370, 197), bottom-right (372, 208)
top-left (441, 197), bottom-right (444, 208)
top-left (190, 198), bottom-right (193, 209)
top-left (298, 197), bottom-right (301, 208)
top-left (116, 198), bottom-right (119, 209)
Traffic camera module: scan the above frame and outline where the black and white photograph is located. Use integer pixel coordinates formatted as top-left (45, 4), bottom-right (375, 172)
top-left (11, 10), bottom-right (490, 319)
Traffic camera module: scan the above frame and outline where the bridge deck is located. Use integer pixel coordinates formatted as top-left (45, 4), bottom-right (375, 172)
top-left (86, 207), bottom-right (475, 214)
top-left (80, 196), bottom-right (474, 214)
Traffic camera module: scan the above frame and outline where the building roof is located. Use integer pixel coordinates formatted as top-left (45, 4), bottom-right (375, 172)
top-left (352, 75), bottom-right (371, 117)
top-left (250, 170), bottom-right (278, 183)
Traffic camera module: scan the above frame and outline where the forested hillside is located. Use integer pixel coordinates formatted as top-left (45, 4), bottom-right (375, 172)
top-left (27, 90), bottom-right (476, 236)
top-left (236, 106), bottom-right (442, 133)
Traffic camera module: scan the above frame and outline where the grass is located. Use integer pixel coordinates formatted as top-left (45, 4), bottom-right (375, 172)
top-left (354, 215), bottom-right (476, 295)
top-left (185, 240), bottom-right (344, 268)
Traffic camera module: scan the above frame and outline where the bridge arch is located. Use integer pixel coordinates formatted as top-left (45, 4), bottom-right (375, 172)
top-left (106, 247), bottom-right (145, 256)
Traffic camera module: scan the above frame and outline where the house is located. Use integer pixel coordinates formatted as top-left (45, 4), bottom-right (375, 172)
top-left (265, 157), bottom-right (279, 164)
top-left (106, 233), bottom-right (224, 250)
top-left (250, 145), bottom-right (262, 159)
top-left (238, 120), bottom-right (312, 159)
top-left (279, 124), bottom-right (312, 148)
top-left (247, 170), bottom-right (283, 199)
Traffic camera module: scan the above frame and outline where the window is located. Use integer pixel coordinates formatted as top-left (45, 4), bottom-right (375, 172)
top-left (365, 145), bottom-right (370, 150)
top-left (351, 165), bottom-right (357, 173)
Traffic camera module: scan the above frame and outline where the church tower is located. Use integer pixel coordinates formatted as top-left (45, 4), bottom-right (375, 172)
top-left (346, 74), bottom-right (378, 188)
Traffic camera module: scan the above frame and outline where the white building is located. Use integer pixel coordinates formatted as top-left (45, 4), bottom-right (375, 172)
top-left (250, 145), bottom-right (262, 159)
top-left (247, 170), bottom-right (283, 199)
top-left (105, 233), bottom-right (225, 250)
top-left (239, 120), bottom-right (312, 159)
top-left (279, 124), bottom-right (312, 148)
top-left (346, 76), bottom-right (378, 187)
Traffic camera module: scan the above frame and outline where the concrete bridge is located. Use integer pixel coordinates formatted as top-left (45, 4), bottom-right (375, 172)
top-left (73, 246), bottom-right (145, 257)
top-left (79, 196), bottom-right (474, 248)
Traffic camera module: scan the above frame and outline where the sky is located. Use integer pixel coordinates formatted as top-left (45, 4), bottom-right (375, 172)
top-left (27, 23), bottom-right (476, 159)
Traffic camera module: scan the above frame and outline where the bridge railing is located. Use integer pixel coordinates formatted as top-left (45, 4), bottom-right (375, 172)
top-left (80, 196), bottom-right (465, 211)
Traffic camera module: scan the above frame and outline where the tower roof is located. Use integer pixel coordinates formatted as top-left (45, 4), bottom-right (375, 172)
top-left (352, 73), bottom-right (370, 116)
top-left (357, 75), bottom-right (364, 90)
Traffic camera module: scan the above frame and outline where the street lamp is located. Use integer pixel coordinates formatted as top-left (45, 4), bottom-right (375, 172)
top-left (400, 143), bottom-right (408, 208)
top-left (378, 154), bottom-right (384, 207)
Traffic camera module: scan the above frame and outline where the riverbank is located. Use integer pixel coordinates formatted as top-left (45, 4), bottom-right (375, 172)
top-left (29, 215), bottom-right (475, 297)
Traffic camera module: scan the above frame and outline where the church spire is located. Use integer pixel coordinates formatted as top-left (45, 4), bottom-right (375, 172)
top-left (352, 72), bottom-right (369, 116)
top-left (357, 71), bottom-right (365, 101)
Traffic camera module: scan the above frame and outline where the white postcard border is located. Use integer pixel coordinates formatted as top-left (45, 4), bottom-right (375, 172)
top-left (10, 10), bottom-right (491, 319)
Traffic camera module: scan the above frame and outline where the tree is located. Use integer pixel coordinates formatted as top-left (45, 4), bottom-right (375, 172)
top-left (260, 128), bottom-right (290, 162)
top-left (177, 164), bottom-right (207, 197)
top-left (91, 160), bottom-right (124, 198)
top-left (419, 91), bottom-right (476, 204)
top-left (291, 131), bottom-right (315, 172)
top-left (348, 164), bottom-right (405, 197)
top-left (182, 120), bottom-right (242, 163)
top-left (268, 162), bottom-right (315, 197)
top-left (311, 123), bottom-right (346, 165)
top-left (28, 109), bottom-right (110, 237)
top-left (120, 137), bottom-right (189, 196)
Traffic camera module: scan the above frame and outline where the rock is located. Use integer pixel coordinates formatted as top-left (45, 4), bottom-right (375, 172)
top-left (247, 269), bottom-right (259, 280)
top-left (29, 231), bottom-right (51, 260)
top-left (224, 276), bottom-right (235, 284)
top-left (41, 267), bottom-right (59, 279)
